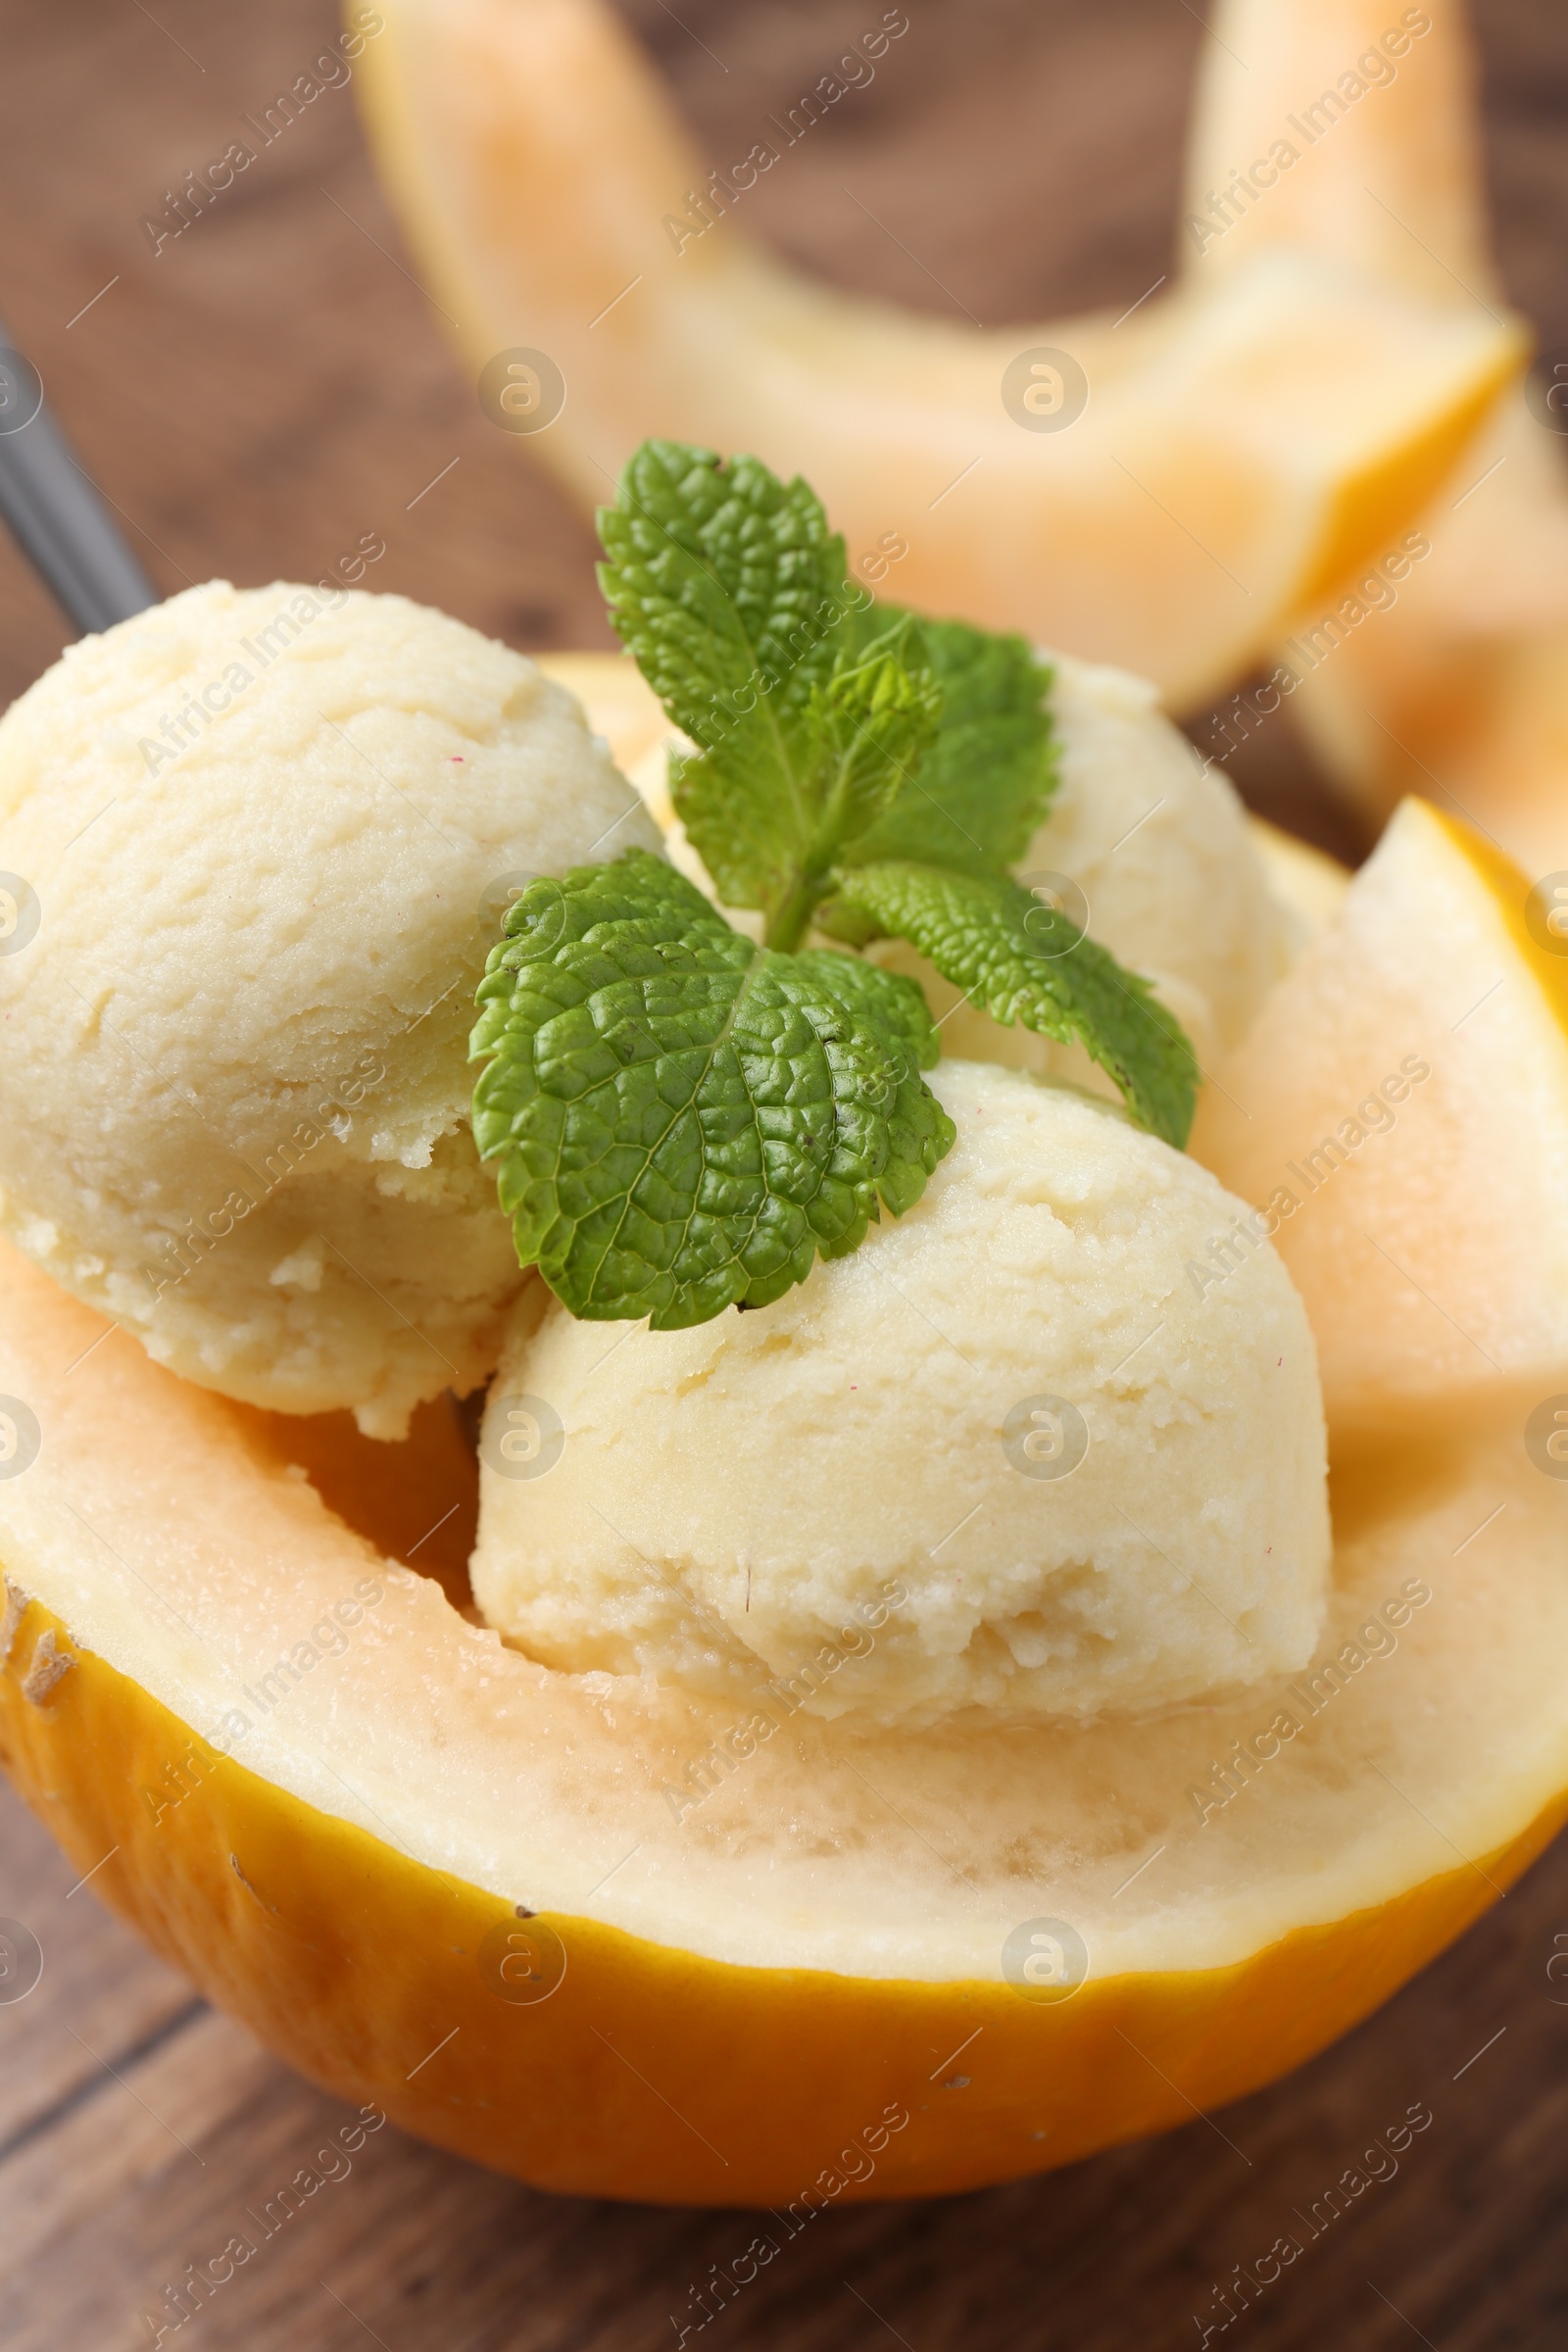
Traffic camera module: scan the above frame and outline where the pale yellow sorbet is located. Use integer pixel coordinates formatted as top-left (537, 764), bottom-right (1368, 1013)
top-left (473, 1061), bottom-right (1330, 1727)
top-left (0, 581), bottom-right (662, 1436)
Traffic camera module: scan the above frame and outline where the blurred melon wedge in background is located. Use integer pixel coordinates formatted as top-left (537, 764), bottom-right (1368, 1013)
top-left (1182, 0), bottom-right (1493, 306)
top-left (1187, 0), bottom-right (1568, 878)
top-left (3, 1231), bottom-right (1568, 2203)
top-left (354, 0), bottom-right (1525, 710)
top-left (1193, 799), bottom-right (1568, 1432)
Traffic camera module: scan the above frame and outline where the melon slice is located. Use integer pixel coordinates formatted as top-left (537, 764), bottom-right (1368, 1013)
top-left (1182, 0), bottom-right (1493, 306)
top-left (2, 1211), bottom-right (1566, 2203)
top-left (1185, 0), bottom-right (1568, 879)
top-left (355, 0), bottom-right (1523, 708)
top-left (1267, 403), bottom-right (1568, 884)
top-left (1193, 799), bottom-right (1568, 1430)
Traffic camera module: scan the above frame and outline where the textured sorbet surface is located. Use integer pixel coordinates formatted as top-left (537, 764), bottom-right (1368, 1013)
top-left (0, 581), bottom-right (662, 1435)
top-left (474, 1061), bottom-right (1330, 1727)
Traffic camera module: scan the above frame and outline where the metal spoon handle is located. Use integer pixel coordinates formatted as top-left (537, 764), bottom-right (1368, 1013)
top-left (0, 331), bottom-right (157, 637)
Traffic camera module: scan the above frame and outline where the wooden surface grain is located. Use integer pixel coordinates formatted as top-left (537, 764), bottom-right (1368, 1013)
top-left (2, 2), bottom-right (1568, 2344)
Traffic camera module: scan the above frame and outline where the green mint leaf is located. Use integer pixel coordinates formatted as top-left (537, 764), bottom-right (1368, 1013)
top-left (842, 608), bottom-right (1057, 877)
top-left (596, 440), bottom-right (867, 916)
top-left (787, 948), bottom-right (946, 1219)
top-left (469, 849), bottom-right (954, 1328)
top-left (808, 622), bottom-right (944, 850)
top-left (765, 621), bottom-right (944, 953)
top-left (823, 860), bottom-right (1199, 1148)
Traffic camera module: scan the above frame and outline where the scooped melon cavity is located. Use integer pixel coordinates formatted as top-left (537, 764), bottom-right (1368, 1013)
top-left (0, 581), bottom-right (662, 1437)
top-left (472, 1061), bottom-right (1331, 1728)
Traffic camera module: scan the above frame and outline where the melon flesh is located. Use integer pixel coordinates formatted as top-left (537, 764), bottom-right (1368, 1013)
top-left (1247, 815), bottom-right (1351, 953)
top-left (1184, 0), bottom-right (1568, 885)
top-left (356, 0), bottom-right (1523, 708)
top-left (1194, 800), bottom-right (1568, 1430)
top-left (1182, 0), bottom-right (1492, 309)
top-left (2, 1238), bottom-right (1564, 1990)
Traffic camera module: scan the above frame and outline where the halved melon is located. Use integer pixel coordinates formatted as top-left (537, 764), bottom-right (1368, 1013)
top-left (1186, 0), bottom-right (1568, 878)
top-left (3, 1175), bottom-right (1567, 2203)
top-left (354, 0), bottom-right (1524, 708)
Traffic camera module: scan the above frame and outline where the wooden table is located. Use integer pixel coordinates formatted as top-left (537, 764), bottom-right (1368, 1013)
top-left (2, 3), bottom-right (1567, 2344)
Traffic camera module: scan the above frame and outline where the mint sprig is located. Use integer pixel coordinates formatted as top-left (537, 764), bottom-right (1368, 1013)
top-left (598, 440), bottom-right (869, 927)
top-left (761, 622), bottom-right (943, 952)
top-left (822, 862), bottom-right (1197, 1148)
top-left (469, 853), bottom-right (952, 1328)
top-left (598, 439), bottom-right (1196, 1147)
top-left (597, 442), bottom-right (1051, 946)
top-left (841, 608), bottom-right (1059, 879)
top-left (473, 441), bottom-right (1199, 1329)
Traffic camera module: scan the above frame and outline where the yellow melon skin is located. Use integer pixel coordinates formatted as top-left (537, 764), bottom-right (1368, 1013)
top-left (1, 1585), bottom-right (1556, 2206)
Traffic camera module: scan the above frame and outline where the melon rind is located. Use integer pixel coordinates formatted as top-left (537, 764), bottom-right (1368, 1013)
top-left (1, 1585), bottom-right (1559, 2206)
top-left (3, 1223), bottom-right (1568, 2198)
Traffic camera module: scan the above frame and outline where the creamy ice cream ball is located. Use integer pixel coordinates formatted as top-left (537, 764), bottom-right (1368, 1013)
top-left (0, 581), bottom-right (662, 1436)
top-left (473, 1061), bottom-right (1329, 1727)
top-left (863, 652), bottom-right (1291, 1080)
